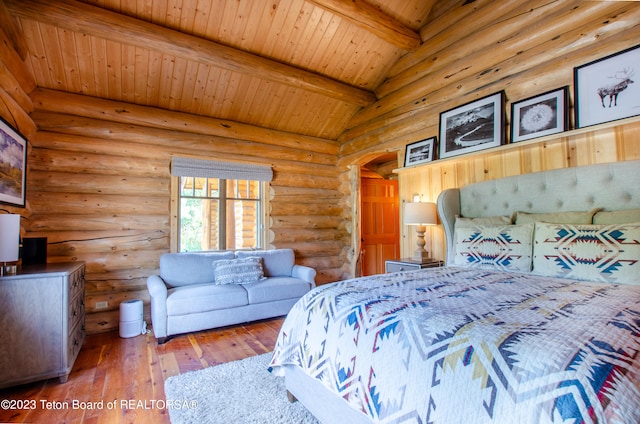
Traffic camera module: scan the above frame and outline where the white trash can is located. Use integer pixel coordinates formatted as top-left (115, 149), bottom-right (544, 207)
top-left (119, 299), bottom-right (143, 338)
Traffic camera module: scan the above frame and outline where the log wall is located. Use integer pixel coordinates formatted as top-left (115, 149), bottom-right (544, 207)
top-left (0, 2), bottom-right (35, 140)
top-left (0, 1), bottom-right (37, 269)
top-left (338, 1), bottom-right (640, 266)
top-left (24, 88), bottom-right (347, 333)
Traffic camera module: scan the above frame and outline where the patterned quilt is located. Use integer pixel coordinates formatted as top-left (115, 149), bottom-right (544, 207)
top-left (269, 267), bottom-right (640, 423)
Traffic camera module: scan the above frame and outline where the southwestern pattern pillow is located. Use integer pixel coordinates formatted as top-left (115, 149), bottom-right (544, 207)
top-left (532, 222), bottom-right (640, 285)
top-left (453, 223), bottom-right (534, 272)
top-left (212, 257), bottom-right (265, 285)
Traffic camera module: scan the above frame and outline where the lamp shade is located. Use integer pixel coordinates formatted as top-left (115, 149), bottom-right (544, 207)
top-left (0, 214), bottom-right (20, 262)
top-left (404, 202), bottom-right (437, 226)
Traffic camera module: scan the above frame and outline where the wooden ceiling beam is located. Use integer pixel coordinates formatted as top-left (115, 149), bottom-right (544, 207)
top-left (5, 0), bottom-right (376, 108)
top-left (307, 0), bottom-right (421, 50)
top-left (0, 0), bottom-right (28, 60)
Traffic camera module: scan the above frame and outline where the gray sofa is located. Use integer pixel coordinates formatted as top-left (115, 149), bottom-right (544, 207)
top-left (146, 248), bottom-right (315, 343)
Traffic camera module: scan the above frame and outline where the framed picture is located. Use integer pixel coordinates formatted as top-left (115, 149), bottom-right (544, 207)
top-left (511, 86), bottom-right (568, 143)
top-left (574, 44), bottom-right (640, 128)
top-left (439, 91), bottom-right (505, 159)
top-left (404, 137), bottom-right (436, 167)
top-left (0, 118), bottom-right (27, 207)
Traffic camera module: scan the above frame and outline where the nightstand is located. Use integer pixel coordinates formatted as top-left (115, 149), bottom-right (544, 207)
top-left (385, 258), bottom-right (444, 273)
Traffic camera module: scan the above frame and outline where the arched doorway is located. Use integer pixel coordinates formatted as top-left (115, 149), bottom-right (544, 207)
top-left (357, 153), bottom-right (400, 276)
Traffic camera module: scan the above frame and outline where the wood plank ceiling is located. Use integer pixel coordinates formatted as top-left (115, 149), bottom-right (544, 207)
top-left (5, 0), bottom-right (454, 142)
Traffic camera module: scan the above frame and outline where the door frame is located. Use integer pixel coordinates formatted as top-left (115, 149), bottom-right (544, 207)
top-left (348, 152), bottom-right (401, 278)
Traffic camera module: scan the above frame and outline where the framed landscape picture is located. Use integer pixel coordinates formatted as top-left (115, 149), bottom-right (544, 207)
top-left (0, 118), bottom-right (27, 207)
top-left (574, 44), bottom-right (639, 128)
top-left (439, 91), bottom-right (505, 159)
top-left (404, 137), bottom-right (436, 167)
top-left (511, 86), bottom-right (568, 143)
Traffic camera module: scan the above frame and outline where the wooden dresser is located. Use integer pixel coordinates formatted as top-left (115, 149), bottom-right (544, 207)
top-left (0, 262), bottom-right (86, 389)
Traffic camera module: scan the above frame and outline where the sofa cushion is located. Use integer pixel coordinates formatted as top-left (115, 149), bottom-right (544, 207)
top-left (160, 251), bottom-right (235, 287)
top-left (242, 277), bottom-right (311, 304)
top-left (212, 257), bottom-right (266, 285)
top-left (166, 283), bottom-right (248, 316)
top-left (236, 249), bottom-right (294, 277)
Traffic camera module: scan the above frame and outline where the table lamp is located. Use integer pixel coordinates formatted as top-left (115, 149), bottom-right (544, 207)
top-left (0, 213), bottom-right (20, 276)
top-left (404, 201), bottom-right (437, 261)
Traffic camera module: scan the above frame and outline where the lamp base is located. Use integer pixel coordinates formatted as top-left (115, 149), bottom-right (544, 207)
top-left (412, 224), bottom-right (432, 262)
top-left (0, 262), bottom-right (17, 276)
top-left (412, 249), bottom-right (432, 262)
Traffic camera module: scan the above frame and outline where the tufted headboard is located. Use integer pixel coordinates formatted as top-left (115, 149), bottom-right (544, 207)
top-left (437, 160), bottom-right (640, 265)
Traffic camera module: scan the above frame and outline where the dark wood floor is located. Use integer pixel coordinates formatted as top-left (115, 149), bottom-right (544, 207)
top-left (0, 317), bottom-right (285, 423)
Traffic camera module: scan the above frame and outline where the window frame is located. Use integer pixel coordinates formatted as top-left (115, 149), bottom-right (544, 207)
top-left (170, 175), bottom-right (269, 253)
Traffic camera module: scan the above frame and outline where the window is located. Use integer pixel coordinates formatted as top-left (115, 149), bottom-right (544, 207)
top-left (171, 157), bottom-right (272, 252)
top-left (178, 177), bottom-right (264, 251)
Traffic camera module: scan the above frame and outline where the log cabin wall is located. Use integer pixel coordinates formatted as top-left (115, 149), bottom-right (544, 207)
top-left (337, 1), bottom-right (640, 264)
top-left (0, 3), bottom-right (37, 264)
top-left (24, 88), bottom-right (347, 334)
top-left (0, 3), bottom-right (36, 147)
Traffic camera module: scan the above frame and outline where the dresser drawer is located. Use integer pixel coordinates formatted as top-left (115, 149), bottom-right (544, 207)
top-left (385, 259), bottom-right (444, 273)
top-left (67, 320), bottom-right (85, 370)
top-left (68, 266), bottom-right (85, 300)
top-left (68, 291), bottom-right (85, 332)
top-left (386, 262), bottom-right (420, 272)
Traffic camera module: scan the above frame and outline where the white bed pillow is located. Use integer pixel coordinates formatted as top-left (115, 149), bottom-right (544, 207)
top-left (453, 223), bottom-right (534, 272)
top-left (514, 209), bottom-right (598, 225)
top-left (212, 257), bottom-right (266, 285)
top-left (455, 215), bottom-right (512, 227)
top-left (592, 208), bottom-right (640, 224)
top-left (532, 222), bottom-right (640, 285)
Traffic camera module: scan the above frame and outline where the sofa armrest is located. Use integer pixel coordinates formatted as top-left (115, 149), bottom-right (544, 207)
top-left (147, 275), bottom-right (169, 338)
top-left (292, 264), bottom-right (316, 288)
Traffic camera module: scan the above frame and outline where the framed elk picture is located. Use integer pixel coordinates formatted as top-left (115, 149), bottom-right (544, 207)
top-left (574, 45), bottom-right (639, 128)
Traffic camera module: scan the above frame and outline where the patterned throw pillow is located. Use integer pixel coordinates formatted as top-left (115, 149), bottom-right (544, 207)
top-left (453, 223), bottom-right (534, 272)
top-left (532, 222), bottom-right (640, 285)
top-left (212, 257), bottom-right (265, 285)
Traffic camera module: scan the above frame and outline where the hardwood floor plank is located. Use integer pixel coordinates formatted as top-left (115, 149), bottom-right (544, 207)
top-left (187, 334), bottom-right (211, 369)
top-left (0, 317), bottom-right (284, 423)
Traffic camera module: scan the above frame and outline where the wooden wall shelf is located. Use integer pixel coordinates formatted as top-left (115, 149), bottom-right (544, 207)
top-left (394, 115), bottom-right (640, 174)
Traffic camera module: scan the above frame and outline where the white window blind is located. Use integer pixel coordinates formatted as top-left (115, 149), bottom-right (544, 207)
top-left (171, 157), bottom-right (273, 182)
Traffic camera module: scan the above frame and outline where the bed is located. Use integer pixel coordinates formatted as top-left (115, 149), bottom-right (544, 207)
top-left (269, 160), bottom-right (640, 424)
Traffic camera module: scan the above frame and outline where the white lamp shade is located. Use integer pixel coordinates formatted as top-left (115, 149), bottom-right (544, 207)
top-left (0, 214), bottom-right (20, 262)
top-left (404, 202), bottom-right (437, 226)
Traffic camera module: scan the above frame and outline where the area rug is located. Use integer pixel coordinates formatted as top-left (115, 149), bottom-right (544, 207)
top-left (164, 353), bottom-right (319, 423)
